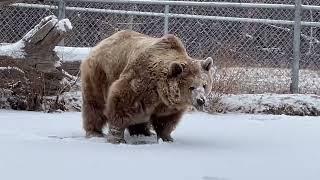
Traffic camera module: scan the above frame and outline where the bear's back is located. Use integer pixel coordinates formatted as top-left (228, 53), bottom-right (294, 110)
top-left (85, 30), bottom-right (159, 79)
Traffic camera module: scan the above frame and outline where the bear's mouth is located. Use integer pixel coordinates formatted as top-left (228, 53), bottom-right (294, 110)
top-left (193, 103), bottom-right (206, 112)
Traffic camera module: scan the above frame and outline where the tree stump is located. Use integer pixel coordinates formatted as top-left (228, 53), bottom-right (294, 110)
top-left (0, 15), bottom-right (73, 111)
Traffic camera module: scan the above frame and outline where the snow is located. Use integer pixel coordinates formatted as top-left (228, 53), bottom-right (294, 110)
top-left (54, 46), bottom-right (91, 62)
top-left (0, 41), bottom-right (25, 58)
top-left (23, 15), bottom-right (58, 43)
top-left (0, 110), bottom-right (319, 180)
top-left (0, 15), bottom-right (72, 59)
top-left (56, 19), bottom-right (73, 32)
top-left (21, 15), bottom-right (71, 42)
top-left (0, 66), bottom-right (24, 73)
top-left (218, 93), bottom-right (320, 114)
top-left (223, 94), bottom-right (320, 108)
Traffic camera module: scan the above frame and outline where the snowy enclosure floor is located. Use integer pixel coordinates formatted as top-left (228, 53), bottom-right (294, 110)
top-left (0, 110), bottom-right (319, 180)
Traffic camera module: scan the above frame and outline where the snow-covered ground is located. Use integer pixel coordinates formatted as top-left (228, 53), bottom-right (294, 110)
top-left (211, 93), bottom-right (320, 115)
top-left (54, 46), bottom-right (91, 62)
top-left (0, 110), bottom-right (319, 180)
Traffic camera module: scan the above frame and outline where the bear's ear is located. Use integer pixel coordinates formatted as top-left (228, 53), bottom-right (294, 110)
top-left (155, 34), bottom-right (186, 52)
top-left (201, 57), bottom-right (213, 71)
top-left (168, 62), bottom-right (183, 78)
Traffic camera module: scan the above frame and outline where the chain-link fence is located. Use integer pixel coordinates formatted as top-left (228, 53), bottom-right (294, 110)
top-left (1, 0), bottom-right (320, 95)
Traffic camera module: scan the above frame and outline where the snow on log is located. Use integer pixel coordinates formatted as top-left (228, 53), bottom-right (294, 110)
top-left (0, 15), bottom-right (75, 111)
top-left (0, 15), bottom-right (72, 73)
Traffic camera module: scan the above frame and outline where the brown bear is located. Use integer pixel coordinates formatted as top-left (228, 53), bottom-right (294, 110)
top-left (128, 57), bottom-right (214, 142)
top-left (80, 30), bottom-right (213, 144)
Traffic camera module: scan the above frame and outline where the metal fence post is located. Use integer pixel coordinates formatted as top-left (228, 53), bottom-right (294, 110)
top-left (58, 0), bottom-right (66, 46)
top-left (164, 4), bottom-right (170, 34)
top-left (128, 5), bottom-right (137, 30)
top-left (291, 0), bottom-right (302, 94)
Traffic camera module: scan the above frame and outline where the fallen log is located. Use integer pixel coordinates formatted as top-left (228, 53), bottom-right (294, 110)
top-left (0, 15), bottom-right (73, 111)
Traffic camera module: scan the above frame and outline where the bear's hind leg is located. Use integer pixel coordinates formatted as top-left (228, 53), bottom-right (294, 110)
top-left (151, 111), bottom-right (183, 142)
top-left (82, 100), bottom-right (108, 138)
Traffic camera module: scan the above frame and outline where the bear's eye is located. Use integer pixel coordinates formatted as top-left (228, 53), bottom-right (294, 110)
top-left (189, 87), bottom-right (195, 91)
top-left (203, 84), bottom-right (207, 89)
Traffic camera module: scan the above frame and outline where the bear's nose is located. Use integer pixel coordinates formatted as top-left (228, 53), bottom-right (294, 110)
top-left (197, 98), bottom-right (205, 106)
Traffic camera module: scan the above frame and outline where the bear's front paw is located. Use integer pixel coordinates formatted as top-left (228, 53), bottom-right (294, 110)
top-left (107, 126), bottom-right (126, 144)
top-left (106, 134), bottom-right (126, 144)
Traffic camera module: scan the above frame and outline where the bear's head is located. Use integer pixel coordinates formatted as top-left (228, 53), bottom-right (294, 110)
top-left (189, 57), bottom-right (214, 107)
top-left (157, 57), bottom-right (213, 108)
top-left (143, 34), bottom-right (214, 108)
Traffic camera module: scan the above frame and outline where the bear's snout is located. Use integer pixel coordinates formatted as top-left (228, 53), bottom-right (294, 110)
top-left (196, 97), bottom-right (205, 106)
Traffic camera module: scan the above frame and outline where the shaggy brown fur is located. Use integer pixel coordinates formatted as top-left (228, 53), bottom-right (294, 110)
top-left (80, 30), bottom-right (212, 144)
top-left (129, 57), bottom-right (214, 141)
